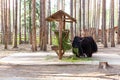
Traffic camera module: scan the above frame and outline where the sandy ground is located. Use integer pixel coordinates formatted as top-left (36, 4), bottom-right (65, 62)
top-left (0, 64), bottom-right (120, 80)
top-left (0, 44), bottom-right (120, 80)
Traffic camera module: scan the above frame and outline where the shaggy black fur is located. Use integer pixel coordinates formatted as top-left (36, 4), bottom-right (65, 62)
top-left (72, 36), bottom-right (98, 57)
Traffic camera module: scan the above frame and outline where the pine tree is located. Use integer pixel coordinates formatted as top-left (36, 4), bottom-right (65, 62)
top-left (31, 0), bottom-right (37, 51)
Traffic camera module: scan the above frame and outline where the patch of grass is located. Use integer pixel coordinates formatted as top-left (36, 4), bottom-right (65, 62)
top-left (62, 55), bottom-right (93, 62)
top-left (45, 55), bottom-right (93, 63)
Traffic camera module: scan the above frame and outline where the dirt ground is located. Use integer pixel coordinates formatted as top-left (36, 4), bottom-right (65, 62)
top-left (0, 64), bottom-right (120, 80)
top-left (0, 44), bottom-right (120, 80)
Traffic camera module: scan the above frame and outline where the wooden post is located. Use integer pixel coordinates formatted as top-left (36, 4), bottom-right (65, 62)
top-left (59, 17), bottom-right (63, 59)
top-left (63, 16), bottom-right (65, 30)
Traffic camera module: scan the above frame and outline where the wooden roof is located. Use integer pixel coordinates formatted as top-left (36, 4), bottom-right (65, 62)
top-left (46, 10), bottom-right (76, 22)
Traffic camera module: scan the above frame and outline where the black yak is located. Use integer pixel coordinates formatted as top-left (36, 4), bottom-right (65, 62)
top-left (72, 36), bottom-right (98, 57)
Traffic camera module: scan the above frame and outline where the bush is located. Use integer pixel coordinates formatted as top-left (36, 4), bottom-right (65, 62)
top-left (54, 30), bottom-right (72, 52)
top-left (72, 48), bottom-right (79, 56)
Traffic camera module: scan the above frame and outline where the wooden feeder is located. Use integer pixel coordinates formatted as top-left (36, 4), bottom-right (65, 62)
top-left (46, 10), bottom-right (76, 59)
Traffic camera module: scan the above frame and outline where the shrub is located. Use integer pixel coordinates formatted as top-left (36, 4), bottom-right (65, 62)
top-left (54, 30), bottom-right (72, 52)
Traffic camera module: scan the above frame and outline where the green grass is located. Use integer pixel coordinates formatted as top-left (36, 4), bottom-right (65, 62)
top-left (62, 55), bottom-right (93, 62)
top-left (44, 55), bottom-right (93, 63)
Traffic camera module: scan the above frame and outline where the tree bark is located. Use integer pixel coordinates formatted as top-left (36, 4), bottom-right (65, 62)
top-left (83, 0), bottom-right (85, 37)
top-left (96, 0), bottom-right (101, 42)
top-left (87, 0), bottom-right (90, 36)
top-left (99, 62), bottom-right (111, 69)
top-left (57, 0), bottom-right (60, 10)
top-left (70, 0), bottom-right (73, 40)
top-left (29, 0), bottom-right (32, 44)
top-left (7, 0), bottom-right (11, 44)
top-left (102, 0), bottom-right (107, 47)
top-left (117, 0), bottom-right (120, 44)
top-left (93, 0), bottom-right (96, 40)
top-left (62, 0), bottom-right (65, 11)
top-left (31, 0), bottom-right (37, 51)
top-left (74, 0), bottom-right (76, 36)
top-left (79, 0), bottom-right (81, 36)
top-left (40, 0), bottom-right (47, 51)
top-left (48, 0), bottom-right (52, 45)
top-left (24, 0), bottom-right (27, 43)
top-left (110, 0), bottom-right (115, 47)
top-left (1, 0), bottom-right (5, 44)
top-left (19, 0), bottom-right (22, 44)
top-left (13, 0), bottom-right (18, 48)
top-left (4, 0), bottom-right (8, 49)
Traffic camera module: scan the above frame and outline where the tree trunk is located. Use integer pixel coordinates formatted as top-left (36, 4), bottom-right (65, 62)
top-left (13, 0), bottom-right (18, 48)
top-left (102, 0), bottom-right (107, 47)
top-left (39, 0), bottom-right (42, 47)
top-left (96, 0), bottom-right (101, 41)
top-left (57, 0), bottom-right (60, 10)
top-left (79, 0), bottom-right (81, 36)
top-left (31, 0), bottom-right (37, 51)
top-left (7, 0), bottom-right (11, 44)
top-left (40, 0), bottom-right (47, 51)
top-left (4, 0), bottom-right (8, 49)
top-left (19, 0), bottom-right (22, 44)
top-left (13, 0), bottom-right (15, 45)
top-left (96, 0), bottom-right (101, 42)
top-left (99, 62), bottom-right (111, 69)
top-left (70, 0), bottom-right (73, 40)
top-left (24, 0), bottom-right (27, 43)
top-left (89, 0), bottom-right (92, 36)
top-left (29, 0), bottom-right (32, 44)
top-left (62, 0), bottom-right (65, 11)
top-left (87, 0), bottom-right (90, 36)
top-left (1, 0), bottom-right (5, 44)
top-left (83, 0), bottom-right (85, 37)
top-left (46, 0), bottom-right (49, 44)
top-left (117, 0), bottom-right (120, 44)
top-left (93, 0), bottom-right (96, 40)
top-left (110, 0), bottom-right (115, 47)
top-left (48, 0), bottom-right (52, 45)
top-left (74, 0), bottom-right (76, 36)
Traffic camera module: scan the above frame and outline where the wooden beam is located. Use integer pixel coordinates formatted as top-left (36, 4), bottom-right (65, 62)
top-left (59, 17), bottom-right (63, 59)
top-left (63, 16), bottom-right (65, 30)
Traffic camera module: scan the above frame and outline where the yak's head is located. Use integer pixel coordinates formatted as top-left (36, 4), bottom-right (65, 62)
top-left (72, 36), bottom-right (82, 48)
